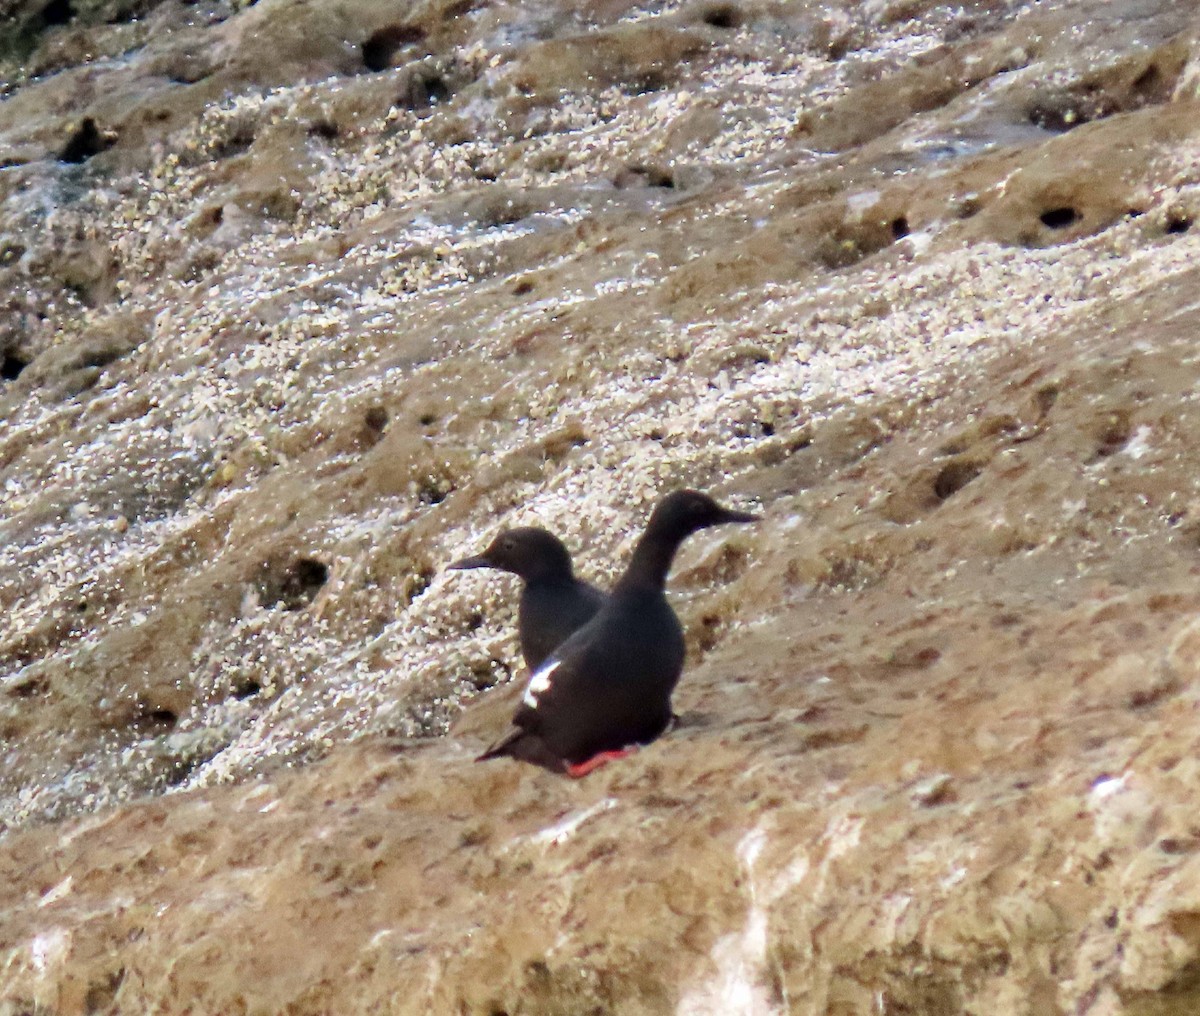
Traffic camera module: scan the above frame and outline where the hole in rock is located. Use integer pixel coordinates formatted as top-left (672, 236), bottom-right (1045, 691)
top-left (511, 279), bottom-right (534, 295)
top-left (1093, 413), bottom-right (1132, 457)
top-left (58, 118), bottom-right (108, 164)
top-left (890, 216), bottom-right (910, 239)
top-left (136, 707), bottom-right (178, 731)
top-left (83, 968), bottom-right (125, 1012)
top-left (1039, 207), bottom-right (1078, 229)
top-left (260, 558), bottom-right (330, 611)
top-left (1166, 215), bottom-right (1192, 235)
top-left (615, 164), bottom-right (675, 189)
top-left (363, 405), bottom-right (388, 434)
top-left (417, 477), bottom-right (452, 506)
top-left (400, 71), bottom-right (450, 111)
top-left (212, 128), bottom-right (255, 161)
top-left (1028, 101), bottom-right (1087, 133)
top-left (232, 679), bottom-right (262, 700)
top-left (362, 24), bottom-right (426, 72)
top-left (933, 460), bottom-right (981, 501)
top-left (2, 351), bottom-right (29, 380)
top-left (954, 196), bottom-right (980, 219)
top-left (1131, 64), bottom-right (1160, 95)
top-left (700, 3), bottom-right (742, 28)
top-left (624, 70), bottom-right (668, 95)
top-left (308, 120), bottom-right (340, 141)
top-left (40, 0), bottom-right (73, 26)
top-left (8, 676), bottom-right (48, 699)
top-left (280, 559), bottom-right (328, 609)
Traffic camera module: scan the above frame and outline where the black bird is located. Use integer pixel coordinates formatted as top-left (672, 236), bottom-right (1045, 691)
top-left (448, 527), bottom-right (606, 671)
top-left (477, 490), bottom-right (758, 777)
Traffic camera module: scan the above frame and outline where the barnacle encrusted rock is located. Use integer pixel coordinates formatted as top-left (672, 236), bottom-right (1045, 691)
top-left (3, 0), bottom-right (1200, 1012)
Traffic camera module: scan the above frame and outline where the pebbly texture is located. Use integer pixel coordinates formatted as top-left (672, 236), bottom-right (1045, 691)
top-left (2, 0), bottom-right (1200, 1011)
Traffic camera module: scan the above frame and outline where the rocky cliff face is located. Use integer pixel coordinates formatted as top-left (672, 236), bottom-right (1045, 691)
top-left (3, 0), bottom-right (1200, 1011)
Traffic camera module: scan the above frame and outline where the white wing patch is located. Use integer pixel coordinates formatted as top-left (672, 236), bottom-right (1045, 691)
top-left (523, 659), bottom-right (560, 708)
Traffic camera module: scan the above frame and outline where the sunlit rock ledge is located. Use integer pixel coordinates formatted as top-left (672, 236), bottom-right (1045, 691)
top-left (2, 0), bottom-right (1200, 1011)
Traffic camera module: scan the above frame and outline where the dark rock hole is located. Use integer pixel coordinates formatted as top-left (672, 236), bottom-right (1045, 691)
top-left (760, 421), bottom-right (775, 437)
top-left (2, 351), bottom-right (29, 381)
top-left (1039, 207), bottom-right (1078, 229)
top-left (1027, 101), bottom-right (1086, 134)
top-left (954, 196), bottom-right (981, 219)
top-left (400, 72), bottom-right (450, 111)
top-left (624, 70), bottom-right (668, 95)
top-left (233, 679), bottom-right (262, 700)
top-left (58, 118), bottom-right (108, 164)
top-left (83, 967), bottom-right (125, 1013)
top-left (511, 279), bottom-right (534, 296)
top-left (212, 128), bottom-right (255, 162)
top-left (701, 3), bottom-right (742, 28)
top-left (1034, 383), bottom-right (1060, 416)
top-left (646, 167), bottom-right (674, 188)
top-left (362, 23), bottom-right (426, 73)
top-left (8, 676), bottom-right (48, 698)
top-left (406, 569), bottom-right (434, 605)
top-left (308, 120), bottom-right (340, 141)
top-left (933, 460), bottom-right (982, 501)
top-left (137, 707), bottom-right (178, 731)
top-left (1166, 215), bottom-right (1192, 235)
top-left (276, 558), bottom-right (329, 610)
top-left (418, 412), bottom-right (438, 426)
top-left (40, 0), bottom-right (74, 26)
top-left (1131, 64), bottom-right (1160, 95)
top-left (363, 405), bottom-right (388, 433)
top-left (890, 216), bottom-right (910, 240)
top-left (417, 477), bottom-right (451, 506)
top-left (1094, 416), bottom-right (1132, 457)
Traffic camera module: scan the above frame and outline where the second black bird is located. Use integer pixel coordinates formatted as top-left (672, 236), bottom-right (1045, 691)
top-left (448, 527), bottom-right (605, 671)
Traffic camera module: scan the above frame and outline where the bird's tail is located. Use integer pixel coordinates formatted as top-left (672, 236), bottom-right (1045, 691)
top-left (476, 727), bottom-right (526, 762)
top-left (476, 728), bottom-right (567, 773)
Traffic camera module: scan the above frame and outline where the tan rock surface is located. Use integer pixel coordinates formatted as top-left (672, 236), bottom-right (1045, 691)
top-left (3, 0), bottom-right (1200, 1011)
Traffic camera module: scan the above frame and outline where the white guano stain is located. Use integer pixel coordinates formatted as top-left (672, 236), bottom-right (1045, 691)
top-left (38, 876), bottom-right (73, 908)
top-left (1123, 425), bottom-right (1153, 460)
top-left (29, 928), bottom-right (70, 977)
top-left (528, 797), bottom-right (617, 847)
top-left (677, 825), bottom-right (794, 1016)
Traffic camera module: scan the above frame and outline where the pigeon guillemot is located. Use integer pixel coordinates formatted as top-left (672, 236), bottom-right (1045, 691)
top-left (477, 490), bottom-right (758, 776)
top-left (448, 527), bottom-right (606, 671)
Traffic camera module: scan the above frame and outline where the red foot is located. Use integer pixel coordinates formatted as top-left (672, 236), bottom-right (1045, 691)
top-left (565, 748), bottom-right (636, 778)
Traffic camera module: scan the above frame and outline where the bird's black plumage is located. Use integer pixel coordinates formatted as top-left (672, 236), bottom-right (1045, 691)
top-left (448, 527), bottom-right (605, 671)
top-left (478, 490), bottom-right (758, 775)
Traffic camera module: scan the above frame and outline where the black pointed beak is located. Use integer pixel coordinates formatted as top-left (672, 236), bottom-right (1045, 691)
top-left (447, 554), bottom-right (492, 571)
top-left (716, 507), bottom-right (759, 524)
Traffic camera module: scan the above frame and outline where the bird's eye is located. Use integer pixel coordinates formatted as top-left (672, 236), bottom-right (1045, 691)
top-left (502, 539), bottom-right (515, 551)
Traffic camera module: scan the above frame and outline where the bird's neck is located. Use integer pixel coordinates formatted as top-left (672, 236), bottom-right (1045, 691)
top-left (524, 569), bottom-right (575, 588)
top-left (615, 527), bottom-right (685, 593)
